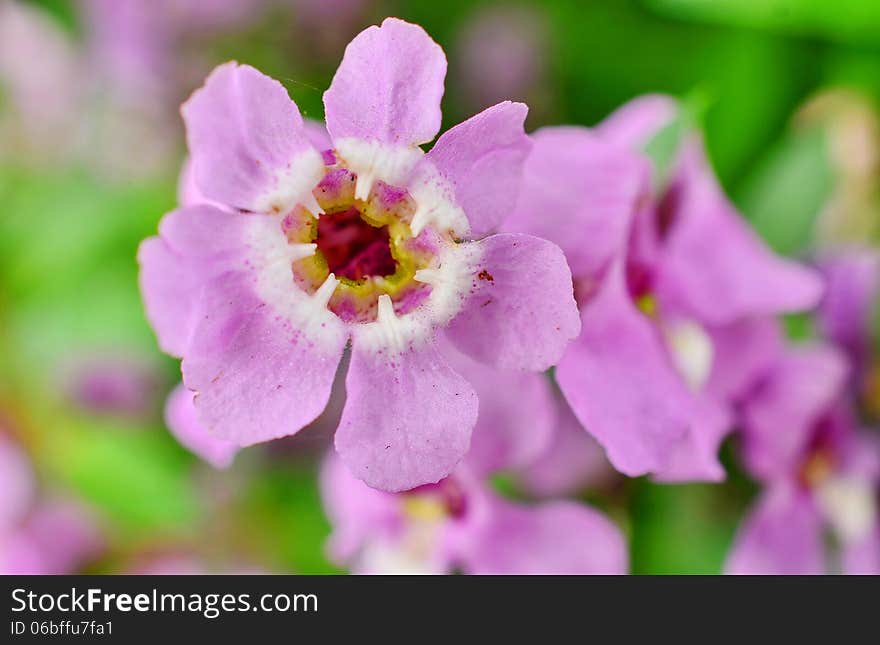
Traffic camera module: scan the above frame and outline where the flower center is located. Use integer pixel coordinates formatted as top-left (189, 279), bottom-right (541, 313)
top-left (405, 476), bottom-right (468, 519)
top-left (798, 447), bottom-right (836, 489)
top-left (314, 206), bottom-right (397, 281)
top-left (282, 164), bottom-right (438, 324)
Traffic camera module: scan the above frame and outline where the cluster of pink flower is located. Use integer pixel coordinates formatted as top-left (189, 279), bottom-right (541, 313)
top-left (139, 18), bottom-right (880, 574)
top-left (0, 436), bottom-right (102, 574)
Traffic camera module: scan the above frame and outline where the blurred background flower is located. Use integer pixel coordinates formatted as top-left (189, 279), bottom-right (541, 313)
top-left (1, 0), bottom-right (878, 574)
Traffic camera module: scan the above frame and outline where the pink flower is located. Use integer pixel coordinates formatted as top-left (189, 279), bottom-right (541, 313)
top-left (80, 0), bottom-right (265, 99)
top-left (504, 95), bottom-right (823, 482)
top-left (0, 436), bottom-right (103, 575)
top-left (78, 0), bottom-right (270, 179)
top-left (726, 343), bottom-right (880, 574)
top-left (164, 383), bottom-right (239, 469)
top-left (454, 5), bottom-right (551, 114)
top-left (0, 1), bottom-right (82, 164)
top-left (139, 18), bottom-right (580, 492)
top-left (816, 249), bottom-right (880, 395)
top-left (320, 454), bottom-right (627, 575)
top-left (63, 352), bottom-right (163, 421)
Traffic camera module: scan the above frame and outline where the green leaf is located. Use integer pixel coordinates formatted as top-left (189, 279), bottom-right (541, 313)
top-left (630, 480), bottom-right (744, 574)
top-left (240, 464), bottom-right (340, 574)
top-left (738, 126), bottom-right (834, 254)
top-left (646, 0), bottom-right (880, 48)
top-left (46, 418), bottom-right (199, 533)
top-left (642, 89), bottom-right (711, 190)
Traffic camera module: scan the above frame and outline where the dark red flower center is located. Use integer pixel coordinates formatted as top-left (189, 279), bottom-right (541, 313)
top-left (315, 206), bottom-right (397, 281)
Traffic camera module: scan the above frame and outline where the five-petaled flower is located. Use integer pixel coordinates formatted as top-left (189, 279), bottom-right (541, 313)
top-left (139, 18), bottom-right (580, 492)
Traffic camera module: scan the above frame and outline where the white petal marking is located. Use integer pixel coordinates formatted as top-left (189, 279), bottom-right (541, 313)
top-left (816, 476), bottom-right (878, 544)
top-left (253, 147), bottom-right (325, 215)
top-left (313, 273), bottom-right (340, 308)
top-left (289, 242), bottom-right (318, 262)
top-left (664, 320), bottom-right (714, 390)
top-left (407, 169), bottom-right (470, 237)
top-left (334, 138), bottom-right (423, 202)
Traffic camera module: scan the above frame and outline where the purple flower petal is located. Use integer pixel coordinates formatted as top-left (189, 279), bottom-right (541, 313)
top-left (655, 143), bottom-right (823, 325)
top-left (0, 532), bottom-right (47, 574)
top-left (842, 523), bottom-right (880, 575)
top-left (182, 62), bottom-right (323, 212)
top-left (137, 205), bottom-right (256, 357)
top-left (725, 484), bottom-right (824, 575)
top-left (460, 496), bottom-right (628, 574)
top-left (442, 343), bottom-right (555, 476)
top-left (178, 118), bottom-right (332, 208)
top-left (705, 317), bottom-right (783, 404)
top-left (519, 399), bottom-right (615, 498)
top-left (651, 394), bottom-right (731, 483)
top-left (0, 436), bottom-right (34, 531)
top-left (596, 94), bottom-right (678, 149)
top-left (504, 126), bottom-right (650, 278)
top-left (740, 344), bottom-right (848, 482)
top-left (424, 101), bottom-right (531, 236)
top-left (182, 271), bottom-right (347, 446)
top-left (335, 338), bottom-right (478, 492)
top-left (164, 383), bottom-right (238, 468)
top-left (319, 453), bottom-right (400, 564)
top-left (556, 260), bottom-right (727, 479)
top-left (302, 118), bottom-right (333, 152)
top-left (817, 250), bottom-right (880, 381)
top-left (445, 233), bottom-right (581, 371)
top-left (18, 500), bottom-right (103, 575)
top-left (323, 18), bottom-right (446, 146)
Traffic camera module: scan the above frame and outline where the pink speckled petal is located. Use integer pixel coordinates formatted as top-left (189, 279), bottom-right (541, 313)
top-left (177, 157), bottom-right (213, 208)
top-left (302, 118), bottom-right (333, 152)
top-left (178, 119), bottom-right (330, 208)
top-left (504, 126), bottom-right (650, 278)
top-left (164, 383), bottom-right (238, 468)
top-left (181, 271), bottom-right (347, 446)
top-left (335, 339), bottom-right (478, 492)
top-left (446, 233), bottom-right (581, 372)
top-left (324, 18), bottom-right (446, 146)
top-left (182, 62), bottom-right (322, 212)
top-left (425, 101), bottom-right (530, 236)
top-left (137, 205), bottom-right (254, 357)
top-left (725, 484), bottom-right (824, 575)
